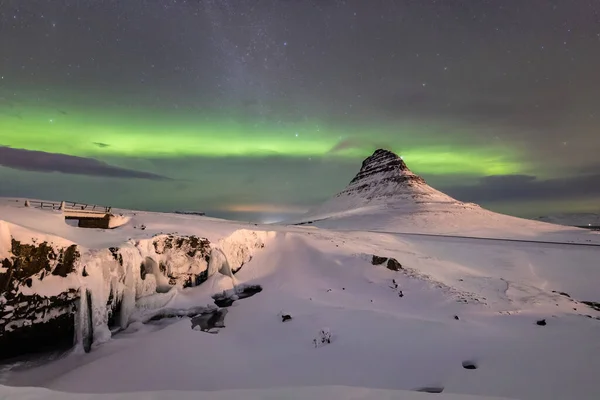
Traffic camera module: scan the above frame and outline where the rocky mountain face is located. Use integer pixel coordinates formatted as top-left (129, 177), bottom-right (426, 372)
top-left (0, 230), bottom-right (270, 361)
top-left (301, 149), bottom-right (459, 220)
top-left (338, 149), bottom-right (427, 200)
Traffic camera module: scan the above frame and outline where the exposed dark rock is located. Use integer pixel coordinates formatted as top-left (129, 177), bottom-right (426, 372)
top-left (371, 255), bottom-right (387, 265)
top-left (106, 287), bottom-right (123, 330)
top-left (0, 239), bottom-right (83, 360)
top-left (140, 262), bottom-right (147, 280)
top-left (552, 290), bottom-right (571, 298)
top-left (212, 285), bottom-right (263, 308)
top-left (581, 301), bottom-right (600, 312)
top-left (0, 290), bottom-right (78, 360)
top-left (414, 387), bottom-right (444, 394)
top-left (82, 266), bottom-right (89, 277)
top-left (386, 258), bottom-right (403, 271)
top-left (52, 245), bottom-right (80, 277)
top-left (398, 290), bottom-right (404, 298)
top-left (282, 314), bottom-right (292, 322)
top-left (462, 361), bottom-right (478, 370)
top-left (153, 235), bottom-right (210, 259)
top-left (343, 149), bottom-right (427, 198)
top-left (191, 309), bottom-right (227, 332)
top-left (83, 289), bottom-right (94, 353)
top-left (454, 315), bottom-right (460, 320)
top-left (108, 247), bottom-right (123, 266)
top-left (536, 319), bottom-right (547, 326)
top-left (153, 235), bottom-right (212, 288)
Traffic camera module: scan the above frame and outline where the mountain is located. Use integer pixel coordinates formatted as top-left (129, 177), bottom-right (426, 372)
top-left (292, 149), bottom-right (595, 241)
top-left (307, 148), bottom-right (461, 215)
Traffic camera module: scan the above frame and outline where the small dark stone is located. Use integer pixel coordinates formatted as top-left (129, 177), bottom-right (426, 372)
top-left (386, 258), bottom-right (403, 271)
top-left (281, 314), bottom-right (292, 322)
top-left (415, 387), bottom-right (444, 394)
top-left (398, 291), bottom-right (404, 298)
top-left (371, 255), bottom-right (387, 265)
top-left (342, 287), bottom-right (345, 290)
top-left (536, 319), bottom-right (547, 326)
top-left (552, 290), bottom-right (571, 298)
top-left (140, 262), bottom-right (147, 280)
top-left (82, 266), bottom-right (88, 277)
top-left (327, 289), bottom-right (332, 292)
top-left (462, 361), bottom-right (477, 370)
top-left (454, 315), bottom-right (459, 320)
top-left (25, 278), bottom-right (33, 287)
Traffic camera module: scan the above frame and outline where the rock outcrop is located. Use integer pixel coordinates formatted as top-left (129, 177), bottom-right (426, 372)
top-left (0, 239), bottom-right (81, 359)
top-left (0, 228), bottom-right (272, 360)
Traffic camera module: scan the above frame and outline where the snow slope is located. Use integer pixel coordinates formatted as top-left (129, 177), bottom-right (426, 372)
top-left (1, 188), bottom-right (600, 400)
top-left (0, 385), bottom-right (515, 400)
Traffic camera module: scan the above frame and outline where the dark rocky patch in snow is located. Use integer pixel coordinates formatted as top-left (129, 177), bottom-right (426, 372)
top-left (191, 309), bottom-right (227, 332)
top-left (152, 235), bottom-right (212, 288)
top-left (386, 258), bottom-right (403, 271)
top-left (108, 247), bottom-right (123, 265)
top-left (552, 290), bottom-right (571, 298)
top-left (371, 255), bottom-right (403, 271)
top-left (51, 245), bottom-right (80, 277)
top-left (212, 285), bottom-right (263, 308)
top-left (581, 301), bottom-right (600, 312)
top-left (281, 314), bottom-right (292, 322)
top-left (341, 149), bottom-right (427, 198)
top-left (414, 387), bottom-right (444, 394)
top-left (462, 361), bottom-right (478, 370)
top-left (536, 319), bottom-right (547, 326)
top-left (0, 291), bottom-right (78, 360)
top-left (83, 289), bottom-right (94, 353)
top-left (371, 255), bottom-right (387, 265)
top-left (0, 239), bottom-right (82, 360)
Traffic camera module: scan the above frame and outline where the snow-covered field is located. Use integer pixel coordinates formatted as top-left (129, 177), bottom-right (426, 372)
top-left (1, 196), bottom-right (599, 400)
top-left (1, 151), bottom-right (599, 400)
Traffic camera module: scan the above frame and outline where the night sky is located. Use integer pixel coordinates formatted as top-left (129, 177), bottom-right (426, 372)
top-left (1, 0), bottom-right (599, 222)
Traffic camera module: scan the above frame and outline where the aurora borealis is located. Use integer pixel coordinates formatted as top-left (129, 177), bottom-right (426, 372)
top-left (1, 1), bottom-right (599, 221)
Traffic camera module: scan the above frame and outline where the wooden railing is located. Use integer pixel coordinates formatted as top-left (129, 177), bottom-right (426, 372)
top-left (25, 200), bottom-right (112, 214)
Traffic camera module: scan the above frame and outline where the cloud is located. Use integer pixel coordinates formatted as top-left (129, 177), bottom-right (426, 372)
top-left (0, 146), bottom-right (169, 180)
top-left (328, 138), bottom-right (393, 154)
top-left (444, 173), bottom-right (600, 203)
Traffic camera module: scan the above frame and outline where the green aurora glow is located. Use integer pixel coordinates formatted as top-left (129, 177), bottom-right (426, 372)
top-left (0, 97), bottom-right (524, 177)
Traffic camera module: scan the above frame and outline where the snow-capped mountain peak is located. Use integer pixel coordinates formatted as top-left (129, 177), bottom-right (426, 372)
top-left (302, 149), bottom-right (459, 219)
top-left (346, 148), bottom-right (424, 191)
